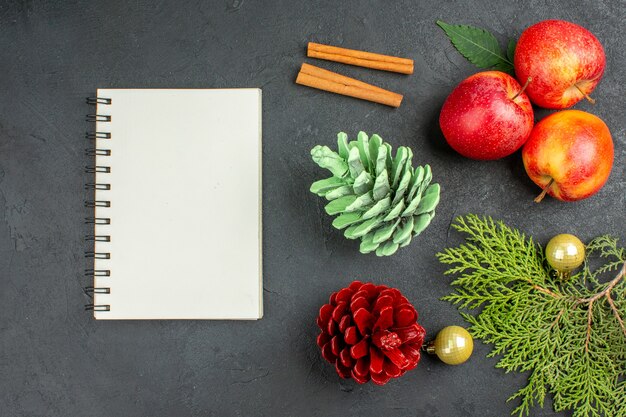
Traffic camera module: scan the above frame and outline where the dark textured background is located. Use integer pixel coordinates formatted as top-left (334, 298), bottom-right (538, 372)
top-left (0, 1), bottom-right (624, 416)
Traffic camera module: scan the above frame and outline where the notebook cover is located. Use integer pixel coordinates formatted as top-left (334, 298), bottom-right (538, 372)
top-left (91, 88), bottom-right (262, 319)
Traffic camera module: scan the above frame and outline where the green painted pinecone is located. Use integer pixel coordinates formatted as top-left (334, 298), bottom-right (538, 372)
top-left (310, 131), bottom-right (440, 256)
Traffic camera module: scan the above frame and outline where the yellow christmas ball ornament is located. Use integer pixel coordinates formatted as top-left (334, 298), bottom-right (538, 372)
top-left (425, 326), bottom-right (473, 365)
top-left (546, 234), bottom-right (585, 280)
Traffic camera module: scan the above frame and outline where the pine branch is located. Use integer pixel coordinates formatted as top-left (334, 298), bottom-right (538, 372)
top-left (438, 215), bottom-right (626, 417)
top-left (607, 291), bottom-right (626, 336)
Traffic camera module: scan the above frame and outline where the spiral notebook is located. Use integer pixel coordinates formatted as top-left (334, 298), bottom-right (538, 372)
top-left (86, 89), bottom-right (263, 320)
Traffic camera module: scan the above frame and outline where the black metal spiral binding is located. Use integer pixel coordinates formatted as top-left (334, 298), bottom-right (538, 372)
top-left (85, 304), bottom-right (111, 311)
top-left (86, 97), bottom-right (112, 105)
top-left (85, 149), bottom-right (111, 156)
top-left (84, 200), bottom-right (111, 208)
top-left (85, 269), bottom-right (111, 277)
top-left (85, 235), bottom-right (111, 242)
top-left (84, 286), bottom-right (111, 296)
top-left (85, 132), bottom-right (111, 140)
top-left (85, 166), bottom-right (111, 174)
top-left (86, 114), bottom-right (111, 122)
top-left (84, 251), bottom-right (111, 259)
top-left (85, 183), bottom-right (111, 190)
top-left (85, 96), bottom-right (112, 312)
top-left (85, 217), bottom-right (111, 225)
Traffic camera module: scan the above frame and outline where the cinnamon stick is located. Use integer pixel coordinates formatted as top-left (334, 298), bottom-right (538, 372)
top-left (308, 42), bottom-right (414, 74)
top-left (295, 63), bottom-right (403, 108)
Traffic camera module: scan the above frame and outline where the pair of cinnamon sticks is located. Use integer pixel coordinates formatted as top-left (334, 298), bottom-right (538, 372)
top-left (295, 42), bottom-right (413, 108)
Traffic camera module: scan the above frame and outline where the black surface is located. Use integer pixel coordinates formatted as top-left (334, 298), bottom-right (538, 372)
top-left (1, 1), bottom-right (624, 416)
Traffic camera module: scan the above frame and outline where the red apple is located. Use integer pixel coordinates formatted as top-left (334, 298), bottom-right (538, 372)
top-left (522, 110), bottom-right (613, 202)
top-left (439, 71), bottom-right (534, 160)
top-left (514, 20), bottom-right (606, 109)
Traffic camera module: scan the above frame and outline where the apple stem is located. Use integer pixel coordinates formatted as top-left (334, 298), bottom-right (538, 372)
top-left (511, 77), bottom-right (532, 101)
top-left (574, 84), bottom-right (596, 104)
top-left (534, 178), bottom-right (555, 203)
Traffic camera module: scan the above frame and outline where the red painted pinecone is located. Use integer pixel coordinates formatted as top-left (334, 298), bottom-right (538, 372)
top-left (316, 281), bottom-right (426, 385)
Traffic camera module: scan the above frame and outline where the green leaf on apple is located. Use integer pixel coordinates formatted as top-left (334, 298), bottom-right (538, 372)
top-left (506, 39), bottom-right (516, 63)
top-left (437, 20), bottom-right (515, 75)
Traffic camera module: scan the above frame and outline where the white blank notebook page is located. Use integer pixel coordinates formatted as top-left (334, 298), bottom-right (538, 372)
top-left (93, 89), bottom-right (262, 319)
